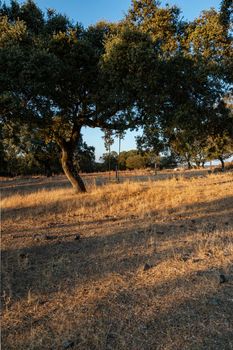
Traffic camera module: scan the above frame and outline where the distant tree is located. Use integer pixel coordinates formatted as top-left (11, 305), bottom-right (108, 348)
top-left (159, 152), bottom-right (178, 169)
top-left (118, 151), bottom-right (128, 170)
top-left (126, 155), bottom-right (140, 170)
top-left (136, 123), bottom-right (165, 169)
top-left (0, 116), bottom-right (98, 176)
top-left (169, 131), bottom-right (193, 169)
top-left (1, 122), bottom-right (61, 176)
top-left (137, 125), bottom-right (164, 153)
top-left (115, 130), bottom-right (126, 179)
top-left (100, 151), bottom-right (118, 171)
top-left (206, 134), bottom-right (233, 170)
top-left (102, 129), bottom-right (115, 175)
top-left (117, 149), bottom-right (151, 170)
top-left (126, 153), bottom-right (148, 170)
top-left (190, 139), bottom-right (208, 168)
top-left (74, 139), bottom-right (96, 173)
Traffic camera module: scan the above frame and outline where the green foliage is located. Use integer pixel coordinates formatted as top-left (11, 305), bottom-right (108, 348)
top-left (219, 0), bottom-right (233, 32)
top-left (103, 129), bottom-right (114, 152)
top-left (127, 0), bottom-right (182, 55)
top-left (126, 153), bottom-right (147, 169)
top-left (119, 150), bottom-right (150, 170)
top-left (206, 134), bottom-right (233, 169)
top-left (0, 122), bottom-right (61, 176)
top-left (118, 151), bottom-right (132, 170)
top-left (136, 124), bottom-right (164, 155)
top-left (1, 0), bottom-right (232, 183)
top-left (0, 1), bottom-right (138, 190)
top-left (1, 0), bottom-right (44, 33)
top-left (0, 15), bottom-right (27, 46)
top-left (74, 141), bottom-right (96, 173)
top-left (159, 152), bottom-right (178, 169)
top-left (100, 151), bottom-right (118, 171)
top-left (127, 1), bottom-right (232, 168)
top-left (99, 149), bottom-right (151, 171)
top-left (0, 121), bottom-right (96, 175)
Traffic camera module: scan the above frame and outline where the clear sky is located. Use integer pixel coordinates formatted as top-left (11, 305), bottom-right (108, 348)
top-left (5, 0), bottom-right (222, 160)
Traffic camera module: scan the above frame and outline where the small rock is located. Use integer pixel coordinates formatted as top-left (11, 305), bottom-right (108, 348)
top-left (196, 270), bottom-right (213, 277)
top-left (33, 234), bottom-right (42, 241)
top-left (209, 298), bottom-right (221, 306)
top-left (205, 249), bottom-right (213, 257)
top-left (19, 253), bottom-right (28, 259)
top-left (63, 340), bottom-right (74, 349)
top-left (156, 231), bottom-right (164, 235)
top-left (143, 263), bottom-right (153, 271)
top-left (192, 258), bottom-right (203, 263)
top-left (223, 251), bottom-right (230, 257)
top-left (107, 332), bottom-right (116, 341)
top-left (181, 254), bottom-right (190, 262)
top-left (207, 224), bottom-right (216, 232)
top-left (224, 222), bottom-right (229, 226)
top-left (219, 274), bottom-right (228, 284)
top-left (181, 257), bottom-right (189, 262)
top-left (45, 235), bottom-right (54, 240)
top-left (74, 234), bottom-right (81, 240)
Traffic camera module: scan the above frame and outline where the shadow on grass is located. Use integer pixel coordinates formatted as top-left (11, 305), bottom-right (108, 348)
top-left (1, 239), bottom-right (233, 346)
top-left (1, 192), bottom-right (233, 305)
top-left (0, 175), bottom-right (68, 195)
top-left (2, 190), bottom-right (233, 234)
top-left (1, 188), bottom-right (233, 349)
top-left (2, 259), bottom-right (233, 349)
top-left (1, 168), bottom-right (215, 198)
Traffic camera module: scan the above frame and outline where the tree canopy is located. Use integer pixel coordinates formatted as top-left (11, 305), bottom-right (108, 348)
top-left (0, 1), bottom-right (138, 191)
top-left (1, 0), bottom-right (232, 187)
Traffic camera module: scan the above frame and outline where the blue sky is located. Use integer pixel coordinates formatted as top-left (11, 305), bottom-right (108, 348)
top-left (4, 0), bottom-right (221, 160)
top-left (8, 0), bottom-right (221, 26)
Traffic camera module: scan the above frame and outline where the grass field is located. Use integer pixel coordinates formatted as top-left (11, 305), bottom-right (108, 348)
top-left (1, 171), bottom-right (233, 349)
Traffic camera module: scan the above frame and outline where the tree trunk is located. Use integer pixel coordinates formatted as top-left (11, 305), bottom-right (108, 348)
top-left (61, 144), bottom-right (86, 193)
top-left (219, 156), bottom-right (225, 171)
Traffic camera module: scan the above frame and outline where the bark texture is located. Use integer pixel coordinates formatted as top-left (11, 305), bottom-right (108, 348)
top-left (219, 156), bottom-right (225, 171)
top-left (56, 126), bottom-right (87, 193)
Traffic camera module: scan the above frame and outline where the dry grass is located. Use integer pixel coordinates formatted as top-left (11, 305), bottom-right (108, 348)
top-left (1, 171), bottom-right (233, 349)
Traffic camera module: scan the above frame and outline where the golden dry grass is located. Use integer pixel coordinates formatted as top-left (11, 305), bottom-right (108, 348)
top-left (1, 171), bottom-right (233, 349)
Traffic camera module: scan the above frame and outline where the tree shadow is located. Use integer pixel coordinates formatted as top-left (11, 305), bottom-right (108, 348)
top-left (2, 180), bottom-right (233, 224)
top-left (2, 258), bottom-right (233, 349)
top-left (1, 192), bottom-right (232, 305)
top-left (1, 190), bottom-right (233, 348)
top-left (1, 168), bottom-right (221, 198)
top-left (0, 175), bottom-right (69, 198)
top-left (104, 269), bottom-right (233, 350)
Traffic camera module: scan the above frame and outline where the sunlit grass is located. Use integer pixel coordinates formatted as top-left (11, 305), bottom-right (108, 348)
top-left (1, 171), bottom-right (233, 349)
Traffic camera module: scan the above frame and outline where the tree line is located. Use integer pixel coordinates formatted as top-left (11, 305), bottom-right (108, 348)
top-left (0, 0), bottom-right (232, 190)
